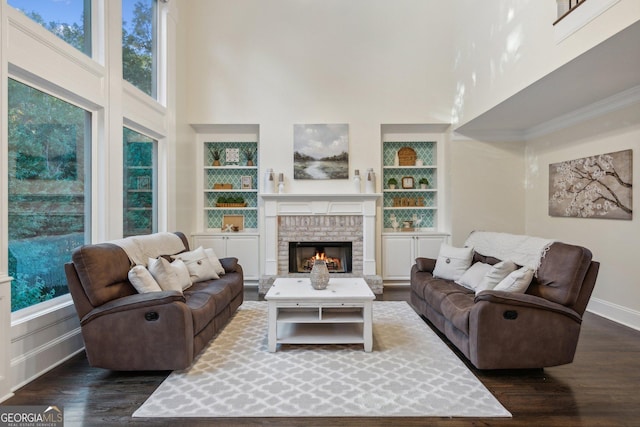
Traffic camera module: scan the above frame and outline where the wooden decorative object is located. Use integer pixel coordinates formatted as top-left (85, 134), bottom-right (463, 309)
top-left (222, 215), bottom-right (244, 231)
top-left (397, 147), bottom-right (417, 166)
top-left (215, 202), bottom-right (247, 207)
top-left (213, 183), bottom-right (233, 189)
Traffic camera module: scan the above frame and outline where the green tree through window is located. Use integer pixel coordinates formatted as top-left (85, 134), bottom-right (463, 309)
top-left (123, 0), bottom-right (158, 97)
top-left (7, 0), bottom-right (91, 56)
top-left (7, 79), bottom-right (91, 311)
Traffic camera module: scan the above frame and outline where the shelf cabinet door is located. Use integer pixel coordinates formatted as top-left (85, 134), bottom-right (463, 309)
top-left (382, 235), bottom-right (415, 280)
top-left (225, 235), bottom-right (259, 280)
top-left (193, 234), bottom-right (260, 280)
top-left (382, 234), bottom-right (446, 280)
top-left (415, 235), bottom-right (444, 259)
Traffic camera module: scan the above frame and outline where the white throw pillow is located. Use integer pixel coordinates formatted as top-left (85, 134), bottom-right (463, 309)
top-left (493, 266), bottom-right (534, 293)
top-left (204, 248), bottom-right (226, 276)
top-left (171, 259), bottom-right (193, 291)
top-left (455, 262), bottom-right (492, 290)
top-left (148, 257), bottom-right (183, 293)
top-left (128, 265), bottom-right (162, 293)
top-left (432, 244), bottom-right (475, 281)
top-left (475, 260), bottom-right (519, 295)
top-left (171, 246), bottom-right (219, 283)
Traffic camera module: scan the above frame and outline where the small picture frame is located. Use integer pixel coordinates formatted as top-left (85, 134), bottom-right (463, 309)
top-left (241, 175), bottom-right (252, 189)
top-left (225, 148), bottom-right (240, 163)
top-left (401, 176), bottom-right (414, 189)
top-left (222, 214), bottom-right (244, 231)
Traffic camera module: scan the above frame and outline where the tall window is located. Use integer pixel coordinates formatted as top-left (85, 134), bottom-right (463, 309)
top-left (123, 128), bottom-right (157, 237)
top-left (7, 0), bottom-right (92, 57)
top-left (122, 0), bottom-right (158, 98)
top-left (7, 79), bottom-right (91, 312)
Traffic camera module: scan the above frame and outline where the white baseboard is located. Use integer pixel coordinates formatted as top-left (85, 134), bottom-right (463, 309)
top-left (11, 328), bottom-right (85, 391)
top-left (587, 297), bottom-right (640, 332)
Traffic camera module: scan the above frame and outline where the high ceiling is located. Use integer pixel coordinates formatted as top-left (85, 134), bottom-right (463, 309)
top-left (454, 20), bottom-right (640, 141)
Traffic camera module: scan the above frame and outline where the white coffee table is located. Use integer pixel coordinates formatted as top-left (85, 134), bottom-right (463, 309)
top-left (265, 277), bottom-right (375, 352)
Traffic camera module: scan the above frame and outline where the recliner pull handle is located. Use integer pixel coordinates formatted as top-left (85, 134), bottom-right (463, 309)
top-left (145, 311), bottom-right (159, 321)
top-left (503, 310), bottom-right (518, 320)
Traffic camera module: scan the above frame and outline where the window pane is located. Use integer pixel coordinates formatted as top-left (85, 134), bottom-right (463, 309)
top-left (8, 79), bottom-right (91, 312)
top-left (122, 0), bottom-right (158, 98)
top-left (123, 128), bottom-right (157, 237)
top-left (8, 0), bottom-right (91, 56)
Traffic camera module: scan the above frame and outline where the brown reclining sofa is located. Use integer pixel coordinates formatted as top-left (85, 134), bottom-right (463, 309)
top-left (410, 232), bottom-right (599, 370)
top-left (65, 232), bottom-right (243, 371)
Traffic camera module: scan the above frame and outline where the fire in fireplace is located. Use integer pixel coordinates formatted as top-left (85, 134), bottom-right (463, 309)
top-left (289, 241), bottom-right (352, 274)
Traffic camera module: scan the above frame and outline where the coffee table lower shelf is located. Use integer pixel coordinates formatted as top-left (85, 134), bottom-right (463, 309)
top-left (275, 323), bottom-right (365, 346)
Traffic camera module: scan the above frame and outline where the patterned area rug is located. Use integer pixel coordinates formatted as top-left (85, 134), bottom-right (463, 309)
top-left (133, 301), bottom-right (511, 418)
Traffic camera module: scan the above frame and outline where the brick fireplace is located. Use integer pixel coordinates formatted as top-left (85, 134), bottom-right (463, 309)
top-left (259, 194), bottom-right (382, 294)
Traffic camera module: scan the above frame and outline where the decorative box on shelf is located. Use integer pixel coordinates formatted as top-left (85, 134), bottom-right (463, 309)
top-left (213, 183), bottom-right (233, 189)
top-left (216, 202), bottom-right (247, 208)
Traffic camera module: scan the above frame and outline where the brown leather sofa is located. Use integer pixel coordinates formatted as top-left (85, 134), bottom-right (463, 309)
top-left (64, 232), bottom-right (243, 371)
top-left (410, 240), bottom-right (599, 369)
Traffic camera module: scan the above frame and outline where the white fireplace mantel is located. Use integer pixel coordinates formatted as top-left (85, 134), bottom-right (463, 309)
top-left (260, 193), bottom-right (381, 276)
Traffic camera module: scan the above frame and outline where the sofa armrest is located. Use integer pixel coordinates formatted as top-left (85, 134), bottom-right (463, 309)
top-left (414, 257), bottom-right (437, 273)
top-left (474, 290), bottom-right (581, 323)
top-left (221, 257), bottom-right (240, 273)
top-left (80, 290), bottom-right (185, 325)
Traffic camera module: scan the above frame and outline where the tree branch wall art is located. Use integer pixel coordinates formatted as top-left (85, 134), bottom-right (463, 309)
top-left (549, 149), bottom-right (632, 220)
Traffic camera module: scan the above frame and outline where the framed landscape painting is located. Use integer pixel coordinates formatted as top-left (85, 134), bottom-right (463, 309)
top-left (293, 124), bottom-right (349, 180)
top-left (549, 149), bottom-right (632, 220)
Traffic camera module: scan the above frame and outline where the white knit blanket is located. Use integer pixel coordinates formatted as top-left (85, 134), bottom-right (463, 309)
top-left (110, 232), bottom-right (186, 266)
top-left (464, 231), bottom-right (555, 272)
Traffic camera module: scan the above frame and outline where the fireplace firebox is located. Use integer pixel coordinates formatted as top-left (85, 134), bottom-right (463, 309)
top-left (288, 241), bottom-right (352, 274)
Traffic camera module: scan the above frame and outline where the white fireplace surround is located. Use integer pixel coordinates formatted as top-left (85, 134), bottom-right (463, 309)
top-left (261, 194), bottom-right (381, 277)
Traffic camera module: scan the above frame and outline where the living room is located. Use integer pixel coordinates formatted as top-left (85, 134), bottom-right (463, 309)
top-left (1, 0), bottom-right (639, 424)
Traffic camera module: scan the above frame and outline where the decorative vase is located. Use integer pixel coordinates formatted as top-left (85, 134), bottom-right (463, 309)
top-left (353, 169), bottom-right (362, 193)
top-left (310, 259), bottom-right (330, 290)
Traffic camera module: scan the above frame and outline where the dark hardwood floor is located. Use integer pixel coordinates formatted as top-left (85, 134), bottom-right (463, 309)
top-left (3, 287), bottom-right (640, 427)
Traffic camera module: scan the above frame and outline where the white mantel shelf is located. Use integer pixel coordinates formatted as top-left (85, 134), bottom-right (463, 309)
top-left (261, 193), bottom-right (381, 276)
top-left (260, 193), bottom-right (381, 217)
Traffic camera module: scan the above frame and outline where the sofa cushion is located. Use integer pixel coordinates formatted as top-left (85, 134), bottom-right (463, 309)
top-left (528, 242), bottom-right (592, 307)
top-left (171, 247), bottom-right (219, 283)
top-left (148, 257), bottom-right (189, 292)
top-left (456, 262), bottom-right (492, 290)
top-left (475, 260), bottom-right (519, 295)
top-left (205, 248), bottom-right (226, 276)
top-left (433, 244), bottom-right (474, 281)
top-left (184, 277), bottom-right (237, 335)
top-left (420, 275), bottom-right (473, 313)
top-left (440, 292), bottom-right (475, 335)
top-left (128, 266), bottom-right (162, 293)
top-left (72, 243), bottom-right (135, 307)
top-left (493, 266), bottom-right (534, 293)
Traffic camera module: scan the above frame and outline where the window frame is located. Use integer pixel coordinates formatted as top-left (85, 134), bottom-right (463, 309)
top-left (6, 74), bottom-right (98, 317)
top-left (121, 0), bottom-right (163, 102)
top-left (123, 126), bottom-right (159, 237)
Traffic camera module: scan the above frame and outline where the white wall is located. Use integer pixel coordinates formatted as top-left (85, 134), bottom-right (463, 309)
top-left (451, 0), bottom-right (640, 128)
top-left (183, 0), bottom-right (456, 195)
top-left (448, 137), bottom-right (526, 246)
top-left (525, 102), bottom-right (640, 329)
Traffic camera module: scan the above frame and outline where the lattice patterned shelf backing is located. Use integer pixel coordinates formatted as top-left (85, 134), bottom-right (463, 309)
top-left (384, 209), bottom-right (435, 229)
top-left (207, 209), bottom-right (258, 229)
top-left (383, 141), bottom-right (436, 166)
top-left (205, 141), bottom-right (257, 167)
